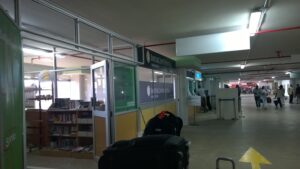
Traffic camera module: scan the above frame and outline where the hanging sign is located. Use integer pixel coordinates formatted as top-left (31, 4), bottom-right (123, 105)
top-left (137, 47), bottom-right (176, 69)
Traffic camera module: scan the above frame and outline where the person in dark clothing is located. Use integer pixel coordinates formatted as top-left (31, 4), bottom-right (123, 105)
top-left (288, 84), bottom-right (294, 104)
top-left (236, 85), bottom-right (241, 97)
top-left (236, 85), bottom-right (242, 112)
top-left (253, 85), bottom-right (260, 108)
top-left (275, 85), bottom-right (285, 108)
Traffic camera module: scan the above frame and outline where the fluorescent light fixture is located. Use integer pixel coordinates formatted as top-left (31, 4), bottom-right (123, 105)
top-left (272, 76), bottom-right (275, 79)
top-left (55, 54), bottom-right (65, 58)
top-left (240, 64), bottom-right (246, 69)
top-left (248, 11), bottom-right (262, 36)
top-left (23, 47), bottom-right (65, 58)
top-left (154, 71), bottom-right (163, 75)
top-left (176, 29), bottom-right (250, 56)
top-left (285, 72), bottom-right (291, 75)
top-left (23, 48), bottom-right (53, 57)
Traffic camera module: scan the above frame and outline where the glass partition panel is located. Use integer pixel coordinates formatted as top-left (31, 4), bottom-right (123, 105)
top-left (80, 22), bottom-right (108, 52)
top-left (112, 37), bottom-right (134, 60)
top-left (138, 67), bottom-right (153, 104)
top-left (165, 73), bottom-right (175, 100)
top-left (21, 0), bottom-right (75, 41)
top-left (56, 48), bottom-right (93, 69)
top-left (114, 62), bottom-right (136, 113)
top-left (153, 71), bottom-right (165, 101)
top-left (56, 70), bottom-right (91, 101)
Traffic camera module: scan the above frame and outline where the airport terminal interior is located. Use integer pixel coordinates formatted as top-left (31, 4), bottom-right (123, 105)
top-left (0, 0), bottom-right (300, 169)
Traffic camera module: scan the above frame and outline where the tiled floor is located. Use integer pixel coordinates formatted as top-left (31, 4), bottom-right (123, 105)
top-left (27, 95), bottom-right (300, 169)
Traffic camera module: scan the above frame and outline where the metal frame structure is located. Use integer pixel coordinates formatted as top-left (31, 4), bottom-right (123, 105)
top-left (4, 0), bottom-right (140, 167)
top-left (1, 0), bottom-right (178, 167)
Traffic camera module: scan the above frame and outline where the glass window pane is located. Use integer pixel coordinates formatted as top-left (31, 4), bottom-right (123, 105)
top-left (21, 0), bottom-right (75, 41)
top-left (56, 48), bottom-right (93, 69)
top-left (57, 70), bottom-right (91, 102)
top-left (138, 67), bottom-right (153, 104)
top-left (112, 37), bottom-right (134, 60)
top-left (153, 71), bottom-right (165, 101)
top-left (23, 40), bottom-right (54, 72)
top-left (114, 62), bottom-right (136, 113)
top-left (165, 73), bottom-right (175, 100)
top-left (80, 22), bottom-right (108, 52)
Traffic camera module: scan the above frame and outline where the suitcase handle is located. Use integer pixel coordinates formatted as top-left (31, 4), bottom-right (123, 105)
top-left (216, 157), bottom-right (235, 169)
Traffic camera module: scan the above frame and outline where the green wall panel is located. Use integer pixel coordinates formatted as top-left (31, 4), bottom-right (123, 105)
top-left (0, 8), bottom-right (23, 169)
top-left (114, 62), bottom-right (136, 113)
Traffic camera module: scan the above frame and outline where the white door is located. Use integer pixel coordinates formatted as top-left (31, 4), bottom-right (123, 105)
top-left (91, 60), bottom-right (111, 156)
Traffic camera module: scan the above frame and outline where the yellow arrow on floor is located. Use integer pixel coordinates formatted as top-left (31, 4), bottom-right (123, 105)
top-left (239, 147), bottom-right (271, 169)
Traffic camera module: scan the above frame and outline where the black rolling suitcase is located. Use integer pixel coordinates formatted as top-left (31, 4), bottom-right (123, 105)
top-left (98, 135), bottom-right (189, 169)
top-left (143, 111), bottom-right (183, 136)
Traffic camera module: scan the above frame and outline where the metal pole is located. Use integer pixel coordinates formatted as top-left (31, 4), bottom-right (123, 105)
top-left (108, 34), bottom-right (113, 54)
top-left (14, 0), bottom-right (20, 26)
top-left (92, 55), bottom-right (96, 64)
top-left (53, 47), bottom-right (58, 99)
top-left (107, 34), bottom-right (115, 144)
top-left (74, 18), bottom-right (80, 48)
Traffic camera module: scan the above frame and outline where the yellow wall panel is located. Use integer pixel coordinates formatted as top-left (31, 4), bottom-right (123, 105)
top-left (140, 107), bottom-right (154, 130)
top-left (154, 104), bottom-right (166, 115)
top-left (115, 112), bottom-right (137, 142)
top-left (94, 117), bottom-right (106, 156)
top-left (188, 105), bottom-right (195, 125)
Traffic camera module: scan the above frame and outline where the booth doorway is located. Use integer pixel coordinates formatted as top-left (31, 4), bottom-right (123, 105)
top-left (91, 60), bottom-right (112, 157)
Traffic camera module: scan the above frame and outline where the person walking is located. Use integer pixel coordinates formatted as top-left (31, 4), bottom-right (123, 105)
top-left (253, 85), bottom-right (260, 108)
top-left (296, 84), bottom-right (300, 104)
top-left (275, 85), bottom-right (285, 108)
top-left (288, 84), bottom-right (294, 104)
top-left (236, 85), bottom-right (242, 112)
top-left (261, 86), bottom-right (268, 109)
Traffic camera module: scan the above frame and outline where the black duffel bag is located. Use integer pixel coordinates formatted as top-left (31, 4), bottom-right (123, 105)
top-left (143, 111), bottom-right (183, 136)
top-left (98, 135), bottom-right (189, 169)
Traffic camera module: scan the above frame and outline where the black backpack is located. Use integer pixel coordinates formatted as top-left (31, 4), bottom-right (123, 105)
top-left (143, 111), bottom-right (183, 136)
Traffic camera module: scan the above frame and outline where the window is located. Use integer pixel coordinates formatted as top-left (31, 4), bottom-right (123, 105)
top-left (138, 67), bottom-right (153, 104)
top-left (112, 37), bottom-right (134, 60)
top-left (165, 73), bottom-right (176, 100)
top-left (138, 67), bottom-right (176, 105)
top-left (153, 71), bottom-right (165, 101)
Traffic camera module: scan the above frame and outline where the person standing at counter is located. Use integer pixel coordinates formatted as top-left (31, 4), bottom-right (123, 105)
top-left (253, 85), bottom-right (261, 108)
top-left (288, 84), bottom-right (294, 104)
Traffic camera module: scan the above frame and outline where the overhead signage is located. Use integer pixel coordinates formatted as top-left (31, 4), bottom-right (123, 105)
top-left (137, 47), bottom-right (176, 69)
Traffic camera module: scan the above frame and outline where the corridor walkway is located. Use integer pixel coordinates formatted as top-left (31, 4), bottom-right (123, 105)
top-left (183, 95), bottom-right (300, 169)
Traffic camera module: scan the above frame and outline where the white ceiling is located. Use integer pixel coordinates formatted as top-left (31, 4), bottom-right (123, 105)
top-left (1, 0), bottom-right (300, 79)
